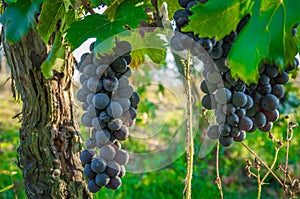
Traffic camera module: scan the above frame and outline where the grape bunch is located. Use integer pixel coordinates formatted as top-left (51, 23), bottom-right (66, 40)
top-left (76, 41), bottom-right (140, 192)
top-left (171, 0), bottom-right (299, 146)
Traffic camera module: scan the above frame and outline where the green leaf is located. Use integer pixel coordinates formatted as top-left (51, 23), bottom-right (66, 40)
top-left (229, 0), bottom-right (300, 84)
top-left (66, 0), bottom-right (148, 51)
top-left (158, 0), bottom-right (181, 20)
top-left (41, 31), bottom-right (65, 78)
top-left (182, 0), bottom-right (253, 40)
top-left (37, 0), bottom-right (66, 44)
top-left (1, 0), bottom-right (43, 43)
top-left (4, 0), bottom-right (17, 3)
top-left (295, 25), bottom-right (300, 51)
top-left (120, 29), bottom-right (167, 68)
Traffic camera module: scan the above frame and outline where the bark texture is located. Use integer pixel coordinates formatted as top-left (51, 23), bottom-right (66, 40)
top-left (3, 29), bottom-right (91, 199)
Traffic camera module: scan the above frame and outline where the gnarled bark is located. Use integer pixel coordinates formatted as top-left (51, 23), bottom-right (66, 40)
top-left (3, 29), bottom-right (91, 199)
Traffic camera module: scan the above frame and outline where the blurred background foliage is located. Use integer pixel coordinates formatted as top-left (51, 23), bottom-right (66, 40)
top-left (0, 54), bottom-right (299, 199)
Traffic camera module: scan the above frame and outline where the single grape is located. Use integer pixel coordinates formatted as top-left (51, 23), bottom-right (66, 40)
top-left (260, 94), bottom-right (279, 112)
top-left (100, 145), bottom-right (116, 162)
top-left (84, 163), bottom-right (96, 179)
top-left (96, 64), bottom-right (109, 77)
top-left (233, 131), bottom-right (246, 142)
top-left (274, 72), bottom-right (289, 84)
top-left (98, 111), bottom-right (111, 123)
top-left (105, 161), bottom-right (121, 177)
top-left (219, 124), bottom-right (231, 136)
top-left (114, 41), bottom-right (132, 57)
top-left (238, 116), bottom-right (253, 131)
top-left (265, 64), bottom-right (279, 78)
top-left (80, 74), bottom-right (89, 84)
top-left (81, 113), bottom-right (93, 127)
top-left (215, 88), bottom-right (232, 105)
top-left (263, 109), bottom-right (279, 122)
top-left (114, 149), bottom-right (129, 165)
top-left (103, 76), bottom-right (119, 92)
top-left (247, 124), bottom-right (257, 133)
top-left (87, 104), bottom-right (98, 118)
top-left (91, 156), bottom-right (107, 173)
top-left (83, 64), bottom-right (97, 77)
top-left (201, 94), bottom-right (216, 110)
top-left (253, 112), bottom-right (267, 128)
top-left (219, 135), bottom-right (233, 147)
top-left (107, 102), bottom-right (123, 119)
top-left (130, 92), bottom-right (140, 107)
top-left (105, 176), bottom-right (122, 190)
top-left (230, 126), bottom-right (240, 137)
top-left (88, 180), bottom-right (101, 193)
top-left (196, 38), bottom-right (213, 53)
top-left (118, 165), bottom-right (126, 178)
top-left (77, 89), bottom-right (88, 102)
top-left (242, 95), bottom-right (254, 109)
top-left (257, 84), bottom-right (272, 95)
top-left (210, 46), bottom-right (223, 60)
top-left (223, 103), bottom-right (236, 115)
top-left (271, 84), bottom-right (284, 99)
top-left (110, 57), bottom-right (127, 73)
top-left (178, 0), bottom-right (193, 8)
top-left (215, 112), bottom-right (226, 124)
top-left (128, 107), bottom-right (137, 120)
top-left (113, 125), bottom-right (129, 141)
top-left (87, 77), bottom-right (99, 92)
top-left (95, 129), bottom-right (111, 146)
top-left (95, 173), bottom-right (110, 187)
top-left (123, 55), bottom-right (132, 66)
top-left (227, 114), bottom-right (239, 126)
top-left (259, 73), bottom-right (270, 84)
top-left (117, 85), bottom-right (134, 98)
top-left (232, 92), bottom-right (248, 107)
top-left (93, 93), bottom-right (110, 110)
top-left (117, 98), bottom-right (131, 111)
top-left (258, 122), bottom-right (273, 132)
top-left (108, 119), bottom-right (123, 131)
top-left (80, 149), bottom-right (96, 164)
top-left (235, 109), bottom-right (246, 117)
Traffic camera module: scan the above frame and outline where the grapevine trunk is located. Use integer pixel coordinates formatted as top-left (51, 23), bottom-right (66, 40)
top-left (2, 29), bottom-right (91, 199)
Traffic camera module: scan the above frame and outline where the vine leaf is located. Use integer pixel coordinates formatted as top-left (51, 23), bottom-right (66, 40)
top-left (182, 0), bottom-right (253, 40)
top-left (66, 0), bottom-right (148, 53)
top-left (41, 31), bottom-right (66, 78)
top-left (120, 29), bottom-right (167, 68)
top-left (0, 0), bottom-right (43, 43)
top-left (229, 0), bottom-right (300, 84)
top-left (4, 0), bottom-right (17, 3)
top-left (37, 0), bottom-right (67, 44)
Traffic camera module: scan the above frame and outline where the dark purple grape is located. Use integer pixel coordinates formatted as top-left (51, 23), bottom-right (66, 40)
top-left (95, 173), bottom-right (110, 186)
top-left (274, 72), bottom-right (289, 84)
top-left (259, 122), bottom-right (273, 132)
top-left (105, 176), bottom-right (122, 190)
top-left (88, 180), bottom-right (101, 193)
top-left (206, 125), bottom-right (220, 139)
top-left (260, 94), bottom-right (279, 112)
top-left (233, 131), bottom-right (246, 142)
top-left (238, 117), bottom-right (253, 131)
top-left (219, 135), bottom-right (233, 147)
top-left (80, 149), bottom-right (96, 164)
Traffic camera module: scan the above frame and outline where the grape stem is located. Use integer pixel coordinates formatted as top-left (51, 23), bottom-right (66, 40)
top-left (183, 51), bottom-right (194, 199)
top-left (241, 142), bottom-right (284, 187)
top-left (81, 0), bottom-right (95, 14)
top-left (215, 142), bottom-right (223, 199)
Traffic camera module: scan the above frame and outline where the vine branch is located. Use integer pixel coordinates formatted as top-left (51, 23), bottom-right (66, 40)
top-left (214, 142), bottom-right (223, 199)
top-left (81, 0), bottom-right (95, 14)
top-left (183, 51), bottom-right (194, 199)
